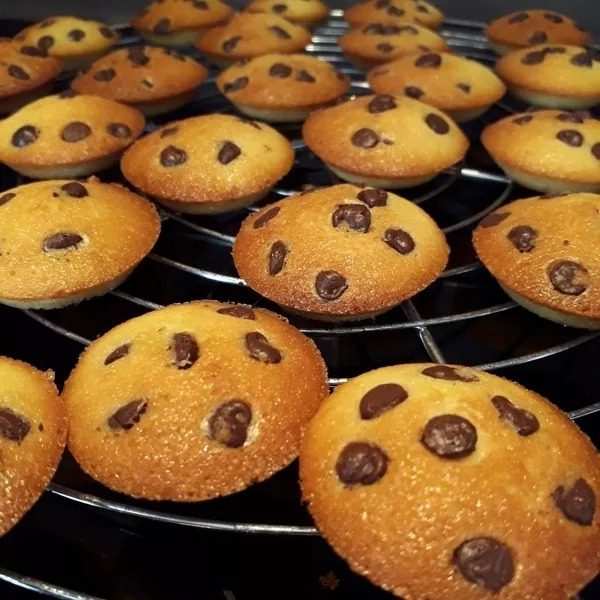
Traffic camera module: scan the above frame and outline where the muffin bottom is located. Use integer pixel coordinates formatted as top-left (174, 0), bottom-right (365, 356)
top-left (448, 105), bottom-right (493, 123)
top-left (283, 305), bottom-right (393, 323)
top-left (138, 28), bottom-right (206, 47)
top-left (156, 188), bottom-right (268, 214)
top-left (61, 50), bottom-right (114, 72)
top-left (489, 41), bottom-right (522, 56)
top-left (327, 164), bottom-right (437, 189)
top-left (233, 102), bottom-right (317, 123)
top-left (508, 86), bottom-right (600, 110)
top-left (134, 89), bottom-right (199, 117)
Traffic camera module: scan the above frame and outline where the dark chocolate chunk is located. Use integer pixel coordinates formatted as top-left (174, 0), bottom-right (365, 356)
top-left (454, 538), bottom-right (514, 591)
top-left (160, 145), bottom-right (187, 167)
top-left (160, 126), bottom-right (178, 138)
top-left (387, 5), bottom-right (404, 16)
top-left (332, 204), bottom-right (371, 233)
top-left (359, 383), bottom-right (408, 420)
top-left (315, 271), bottom-right (348, 301)
top-left (364, 23), bottom-right (400, 35)
top-left (67, 29), bottom-right (85, 42)
top-left (557, 111), bottom-right (588, 123)
top-left (218, 141), bottom-right (241, 164)
top-left (480, 211), bottom-right (510, 227)
top-left (571, 52), bottom-right (593, 67)
top-left (170, 332), bottom-right (200, 369)
top-left (254, 206), bottom-right (280, 228)
top-left (208, 401), bottom-right (252, 448)
top-left (153, 18), bottom-right (171, 34)
top-left (415, 53), bottom-right (441, 68)
top-left (99, 25), bottom-right (115, 38)
top-left (383, 228), bottom-right (415, 254)
top-left (421, 414), bottom-right (477, 458)
top-left (0, 408), bottom-right (30, 442)
top-left (269, 25), bottom-right (290, 39)
top-left (507, 225), bottom-right (537, 252)
top-left (224, 76), bottom-right (249, 92)
top-left (368, 94), bottom-right (396, 113)
top-left (376, 42), bottom-right (394, 53)
top-left (296, 69), bottom-right (315, 82)
top-left (37, 35), bottom-right (54, 51)
top-left (553, 478), bottom-right (596, 525)
top-left (217, 306), bottom-right (256, 320)
top-left (108, 399), bottom-right (147, 430)
top-left (104, 343), bottom-right (131, 365)
top-left (245, 332), bottom-right (282, 363)
top-left (416, 3), bottom-right (429, 13)
top-left (357, 188), bottom-right (387, 207)
top-left (491, 395), bottom-right (540, 436)
top-left (521, 50), bottom-right (546, 65)
top-left (456, 82), bottom-right (471, 93)
top-left (269, 63), bottom-right (292, 78)
top-left (508, 12), bottom-right (529, 24)
top-left (268, 240), bottom-right (288, 275)
top-left (351, 128), bottom-right (379, 148)
top-left (425, 113), bottom-right (449, 134)
top-left (272, 3), bottom-right (287, 12)
top-left (8, 64), bottom-right (29, 80)
top-left (513, 115), bottom-right (533, 125)
top-left (548, 261), bottom-right (589, 295)
top-left (0, 193), bottom-right (16, 207)
top-left (528, 30), bottom-right (548, 44)
top-left (544, 12), bottom-right (564, 23)
top-left (43, 232), bottom-right (83, 251)
top-left (556, 129), bottom-right (583, 147)
top-left (107, 123), bottom-right (132, 138)
top-left (335, 441), bottom-right (388, 486)
top-left (422, 365), bottom-right (479, 382)
top-left (127, 46), bottom-right (149, 66)
top-left (61, 122), bottom-right (91, 143)
top-left (222, 35), bottom-right (242, 53)
top-left (93, 68), bottom-right (116, 81)
top-left (61, 181), bottom-right (88, 198)
top-left (592, 143), bottom-right (600, 160)
top-left (404, 85), bottom-right (423, 99)
top-left (20, 45), bottom-right (47, 57)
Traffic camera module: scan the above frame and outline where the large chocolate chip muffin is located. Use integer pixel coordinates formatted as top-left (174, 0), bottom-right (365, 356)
top-left (62, 301), bottom-right (328, 501)
top-left (344, 0), bottom-right (444, 31)
top-left (300, 362), bottom-right (600, 600)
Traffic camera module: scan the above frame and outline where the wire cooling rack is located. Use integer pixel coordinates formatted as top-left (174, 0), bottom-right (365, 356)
top-left (1, 9), bottom-right (599, 600)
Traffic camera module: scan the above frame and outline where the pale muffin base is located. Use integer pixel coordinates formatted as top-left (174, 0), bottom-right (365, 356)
top-left (61, 50), bottom-right (114, 72)
top-left (489, 41), bottom-right (521, 56)
top-left (343, 53), bottom-right (381, 72)
top-left (156, 189), bottom-right (268, 214)
top-left (133, 90), bottom-right (198, 116)
top-left (448, 105), bottom-right (491, 123)
top-left (0, 82), bottom-right (55, 115)
top-left (283, 305), bottom-right (393, 322)
top-left (138, 29), bottom-right (206, 47)
top-left (233, 102), bottom-right (316, 123)
top-left (508, 86), bottom-right (600, 110)
top-left (327, 164), bottom-right (437, 189)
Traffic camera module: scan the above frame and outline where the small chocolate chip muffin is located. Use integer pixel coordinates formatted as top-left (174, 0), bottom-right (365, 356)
top-left (62, 301), bottom-right (328, 501)
top-left (485, 10), bottom-right (592, 56)
top-left (195, 13), bottom-right (312, 68)
top-left (131, 0), bottom-right (234, 47)
top-left (367, 52), bottom-right (506, 123)
top-left (0, 40), bottom-right (61, 115)
top-left (339, 22), bottom-right (450, 71)
top-left (121, 114), bottom-right (294, 213)
top-left (0, 93), bottom-right (145, 179)
top-left (244, 0), bottom-right (329, 29)
top-left (0, 179), bottom-right (160, 309)
top-left (233, 183), bottom-right (449, 321)
top-left (71, 45), bottom-right (208, 117)
top-left (344, 0), bottom-right (444, 30)
top-left (496, 45), bottom-right (600, 110)
top-left (0, 357), bottom-right (66, 536)
top-left (474, 192), bottom-right (600, 329)
top-left (300, 362), bottom-right (600, 600)
top-left (481, 109), bottom-right (600, 194)
top-left (303, 94), bottom-right (469, 188)
top-left (15, 16), bottom-right (118, 71)
top-left (216, 54), bottom-right (350, 122)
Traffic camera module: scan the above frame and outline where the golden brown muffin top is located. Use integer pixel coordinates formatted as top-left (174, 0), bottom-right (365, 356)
top-left (344, 0), bottom-right (444, 30)
top-left (244, 0), bottom-right (329, 25)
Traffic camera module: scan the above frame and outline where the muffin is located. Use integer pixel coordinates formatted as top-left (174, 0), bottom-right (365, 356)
top-left (233, 183), bottom-right (449, 321)
top-left (216, 53), bottom-right (350, 122)
top-left (195, 13), bottom-right (312, 68)
top-left (244, 0), bottom-right (329, 29)
top-left (339, 22), bottom-right (450, 71)
top-left (121, 114), bottom-right (294, 213)
top-left (367, 52), bottom-right (506, 123)
top-left (15, 16), bottom-right (118, 70)
top-left (0, 179), bottom-right (160, 309)
top-left (71, 45), bottom-right (208, 117)
top-left (303, 94), bottom-right (469, 188)
top-left (0, 39), bottom-right (61, 115)
top-left (481, 109), bottom-right (600, 194)
top-left (485, 10), bottom-right (592, 56)
top-left (344, 0), bottom-right (444, 30)
top-left (300, 362), bottom-right (600, 600)
top-left (0, 93), bottom-right (145, 179)
top-left (131, 0), bottom-right (234, 47)
top-left (495, 45), bottom-right (600, 110)
top-left (62, 301), bottom-right (328, 501)
top-left (474, 192), bottom-right (600, 329)
top-left (0, 357), bottom-right (66, 536)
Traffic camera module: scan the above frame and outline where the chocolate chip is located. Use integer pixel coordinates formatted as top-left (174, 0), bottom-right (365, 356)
top-left (454, 538), bottom-right (514, 591)
top-left (108, 399), bottom-right (147, 430)
top-left (107, 123), bottom-right (132, 138)
top-left (268, 241), bottom-right (288, 275)
top-left (153, 18), bottom-right (171, 34)
top-left (383, 228), bottom-right (415, 254)
top-left (217, 306), bottom-right (256, 320)
top-left (254, 206), bottom-right (280, 228)
top-left (160, 145), bottom-right (187, 167)
top-left (269, 63), bottom-right (292, 78)
top-left (490, 394), bottom-right (540, 437)
top-left (61, 181), bottom-right (88, 198)
top-left (93, 68), bottom-right (115, 81)
top-left (376, 42), bottom-right (394, 53)
top-left (37, 35), bottom-right (54, 51)
top-left (99, 25), bottom-right (114, 38)
top-left (12, 125), bottom-right (39, 147)
top-left (480, 211), bottom-right (510, 227)
top-left (222, 35), bottom-right (242, 53)
top-left (364, 23), bottom-right (400, 35)
top-left (571, 52), bottom-right (593, 68)
top-left (398, 25), bottom-right (418, 34)
top-left (0, 193), bottom-right (16, 207)
top-left (208, 400), bottom-right (252, 448)
top-left (387, 5), bottom-right (404, 16)
top-left (0, 408), bottom-right (30, 442)
top-left (357, 188), bottom-right (387, 207)
top-left (368, 94), bottom-right (396, 113)
top-left (556, 129), bottom-right (584, 147)
top-left (296, 69), bottom-right (315, 82)
top-left (104, 343), bottom-right (130, 365)
top-left (553, 478), bottom-right (596, 525)
top-left (528, 30), bottom-right (548, 45)
top-left (425, 113), bottom-right (449, 134)
top-left (58, 89), bottom-right (77, 98)
top-left (245, 332), bottom-right (282, 363)
top-left (43, 232), bottom-right (83, 251)
top-left (20, 45), bottom-right (47, 57)
top-left (513, 115), bottom-right (533, 125)
top-left (548, 260), bottom-right (589, 295)
top-left (193, 0), bottom-right (208, 7)
top-left (360, 383), bottom-right (408, 420)
top-left (422, 365), bottom-right (479, 382)
top-left (315, 270), bottom-right (348, 301)
top-left (404, 85), bottom-right (423, 99)
top-left (268, 25), bottom-right (290, 39)
top-left (61, 122), bottom-right (91, 143)
top-left (351, 128), bottom-right (379, 148)
top-left (521, 50), bottom-right (546, 65)
top-left (128, 46), bottom-right (149, 66)
top-left (416, 3), bottom-right (429, 13)
top-left (160, 126), bottom-right (178, 138)
top-left (557, 111), bottom-right (588, 123)
top-left (507, 225), bottom-right (537, 252)
top-left (218, 141), bottom-right (241, 165)
top-left (375, 0), bottom-right (389, 8)
top-left (415, 53), bottom-right (441, 68)
top-left (421, 414), bottom-right (477, 458)
top-left (224, 76), bottom-right (249, 92)
top-left (332, 204), bottom-right (371, 233)
top-left (508, 12), bottom-right (529, 23)
top-left (592, 143), bottom-right (600, 160)
top-left (457, 82), bottom-right (471, 93)
top-left (272, 3), bottom-right (287, 12)
top-left (170, 332), bottom-right (200, 369)
top-left (335, 441), bottom-right (388, 486)
top-left (544, 12), bottom-right (563, 23)
top-left (7, 64), bottom-right (30, 81)
top-left (68, 29), bottom-right (85, 42)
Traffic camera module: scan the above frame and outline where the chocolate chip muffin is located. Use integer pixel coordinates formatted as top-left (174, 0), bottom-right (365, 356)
top-left (0, 39), bottom-right (61, 115)
top-left (195, 13), bottom-right (312, 68)
top-left (474, 192), bottom-right (600, 329)
top-left (0, 179), bottom-right (160, 309)
top-left (367, 52), bottom-right (506, 123)
top-left (131, 0), bottom-right (234, 47)
top-left (15, 16), bottom-right (118, 71)
top-left (71, 45), bottom-right (208, 117)
top-left (244, 0), bottom-right (329, 29)
top-left (303, 94), bottom-right (469, 188)
top-left (339, 22), bottom-right (450, 71)
top-left (300, 362), bottom-right (600, 600)
top-left (216, 54), bottom-right (350, 122)
top-left (484, 10), bottom-right (592, 56)
top-left (0, 356), bottom-right (66, 536)
top-left (495, 45), bottom-right (600, 110)
top-left (233, 183), bottom-right (449, 321)
top-left (121, 114), bottom-right (294, 213)
top-left (0, 93), bottom-right (145, 179)
top-left (62, 301), bottom-right (328, 501)
top-left (344, 0), bottom-right (444, 30)
top-left (481, 109), bottom-right (600, 194)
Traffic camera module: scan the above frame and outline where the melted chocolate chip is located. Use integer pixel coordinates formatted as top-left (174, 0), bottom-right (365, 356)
top-left (456, 82), bottom-right (471, 93)
top-left (8, 64), bottom-right (29, 80)
top-left (368, 94), bottom-right (396, 113)
top-left (107, 123), bottom-right (132, 138)
top-left (0, 193), bottom-right (16, 207)
top-left (548, 261), bottom-right (589, 295)
top-left (570, 51), bottom-right (593, 67)
top-left (480, 211), bottom-right (510, 227)
top-left (528, 30), bottom-right (548, 45)
top-left (224, 76), bottom-right (249, 92)
top-left (544, 12), bottom-right (564, 24)
top-left (383, 228), bottom-right (415, 255)
top-left (218, 141), bottom-right (241, 164)
top-left (454, 538), bottom-right (514, 591)
top-left (376, 42), bottom-right (394, 53)
top-left (99, 26), bottom-right (114, 38)
top-left (170, 332), bottom-right (200, 369)
top-left (553, 478), bottom-right (596, 525)
top-left (245, 332), bottom-right (282, 363)
top-left (507, 225), bottom-right (537, 252)
top-left (416, 3), bottom-right (429, 13)
top-left (269, 63), bottom-right (292, 78)
top-left (364, 23), bottom-right (400, 35)
top-left (160, 126), bottom-right (178, 138)
top-left (217, 306), bottom-right (256, 320)
top-left (425, 113), bottom-right (449, 134)
top-left (421, 414), bottom-right (477, 458)
top-left (61, 122), bottom-right (91, 143)
top-left (296, 69), bottom-right (315, 82)
top-left (335, 441), bottom-right (388, 486)
top-left (415, 53), bottom-right (441, 68)
top-left (108, 399), bottom-right (147, 430)
top-left (208, 400), bottom-right (252, 448)
top-left (592, 143), bottom-right (600, 160)
top-left (521, 50), bottom-right (546, 65)
top-left (315, 271), bottom-right (348, 301)
top-left (128, 46), bottom-right (149, 66)
top-left (93, 68), bottom-right (115, 81)
top-left (332, 204), bottom-right (371, 233)
top-left (272, 3), bottom-right (287, 12)
top-left (153, 18), bottom-right (171, 34)
top-left (422, 365), bottom-right (479, 382)
top-left (67, 29), bottom-right (85, 42)
top-left (508, 12), bottom-right (529, 24)
top-left (387, 5), bottom-right (404, 16)
top-left (43, 232), bottom-right (83, 251)
top-left (268, 241), bottom-right (288, 275)
top-left (104, 343), bottom-right (131, 365)
top-left (222, 35), bottom-right (242, 53)
top-left (269, 25), bottom-right (290, 39)
top-left (37, 35), bottom-right (54, 51)
top-left (360, 383), bottom-right (408, 420)
top-left (351, 128), bottom-right (379, 148)
top-left (357, 188), bottom-right (387, 207)
top-left (61, 181), bottom-right (88, 198)
top-left (405, 85), bottom-right (423, 99)
top-left (160, 145), bottom-right (187, 167)
top-left (20, 45), bottom-right (47, 57)
top-left (556, 129), bottom-right (584, 147)
top-left (0, 408), bottom-right (30, 442)
top-left (513, 115), bottom-right (533, 125)
top-left (491, 395), bottom-right (539, 436)
top-left (254, 206), bottom-right (280, 228)
top-left (557, 111), bottom-right (588, 123)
